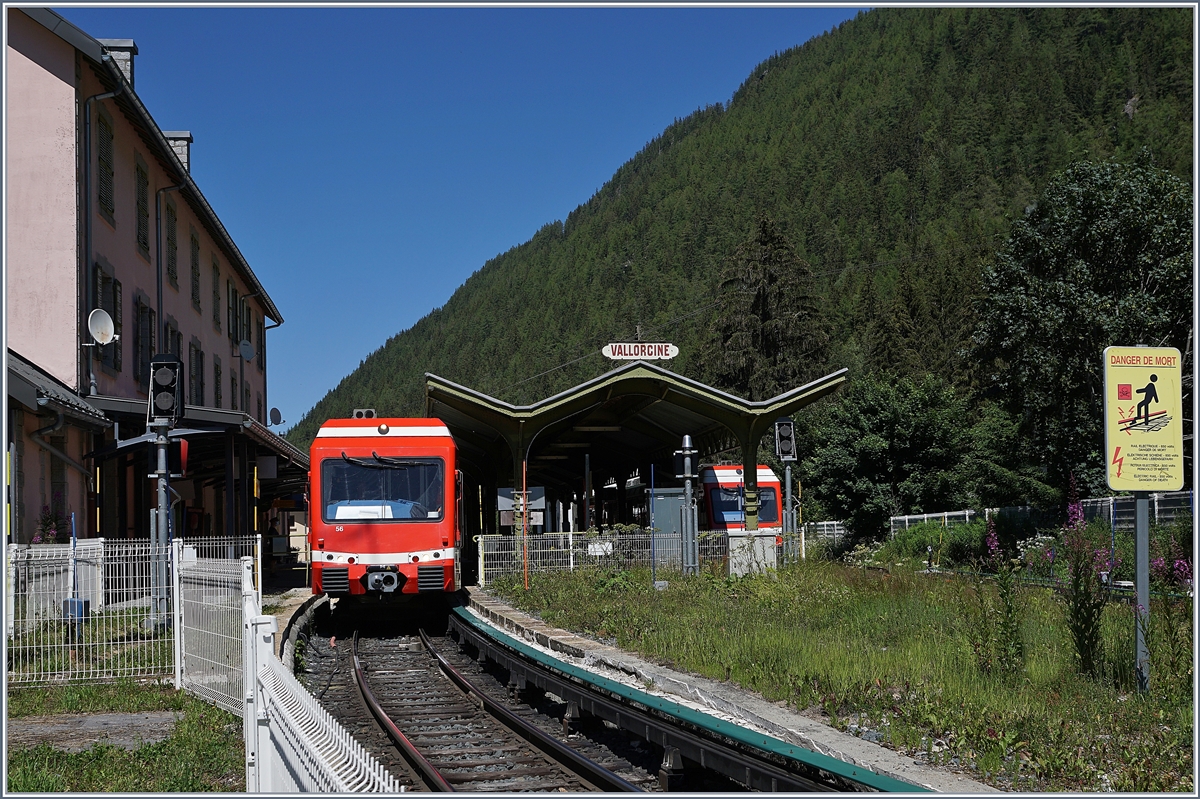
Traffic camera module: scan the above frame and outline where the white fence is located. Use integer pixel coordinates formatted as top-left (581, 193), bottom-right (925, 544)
top-left (886, 491), bottom-right (1194, 539)
top-left (799, 521), bottom-right (847, 545)
top-left (6, 536), bottom-right (258, 686)
top-left (1082, 491), bottom-right (1194, 531)
top-left (237, 559), bottom-right (401, 793)
top-left (890, 510), bottom-right (981, 538)
top-left (477, 531), bottom-right (732, 586)
top-left (6, 537), bottom-right (399, 792)
top-left (177, 551), bottom-right (245, 714)
top-left (7, 539), bottom-right (176, 684)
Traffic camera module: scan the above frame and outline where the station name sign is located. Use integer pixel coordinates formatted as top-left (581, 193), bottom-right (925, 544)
top-left (602, 342), bottom-right (679, 360)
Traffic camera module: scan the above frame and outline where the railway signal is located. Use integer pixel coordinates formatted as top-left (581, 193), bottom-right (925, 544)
top-left (149, 354), bottom-right (185, 425)
top-left (774, 417), bottom-right (796, 461)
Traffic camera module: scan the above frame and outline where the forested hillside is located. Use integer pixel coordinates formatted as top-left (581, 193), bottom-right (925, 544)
top-left (288, 7), bottom-right (1192, 522)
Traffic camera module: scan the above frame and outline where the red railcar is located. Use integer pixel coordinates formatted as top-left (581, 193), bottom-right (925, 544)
top-left (698, 464), bottom-right (784, 531)
top-left (308, 417), bottom-right (461, 599)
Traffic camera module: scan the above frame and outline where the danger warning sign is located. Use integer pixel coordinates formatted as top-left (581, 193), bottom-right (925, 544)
top-left (1103, 346), bottom-right (1184, 491)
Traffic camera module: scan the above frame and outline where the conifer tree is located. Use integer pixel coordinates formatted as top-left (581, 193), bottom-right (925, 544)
top-left (700, 216), bottom-right (830, 400)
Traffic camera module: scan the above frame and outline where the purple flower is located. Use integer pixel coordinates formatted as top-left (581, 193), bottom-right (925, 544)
top-left (1151, 556), bottom-right (1171, 584)
top-left (985, 519), bottom-right (1001, 564)
top-left (1173, 559), bottom-right (1192, 587)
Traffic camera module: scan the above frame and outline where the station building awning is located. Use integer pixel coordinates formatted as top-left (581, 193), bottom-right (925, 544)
top-left (425, 359), bottom-right (847, 530)
top-left (87, 394), bottom-right (309, 537)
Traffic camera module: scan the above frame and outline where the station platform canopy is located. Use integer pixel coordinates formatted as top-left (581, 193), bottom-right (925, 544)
top-left (425, 360), bottom-right (847, 530)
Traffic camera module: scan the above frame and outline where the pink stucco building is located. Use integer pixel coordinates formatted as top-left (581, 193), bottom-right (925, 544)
top-left (6, 8), bottom-right (306, 544)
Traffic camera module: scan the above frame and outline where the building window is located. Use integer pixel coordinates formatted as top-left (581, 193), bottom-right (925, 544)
top-left (190, 234), bottom-right (202, 311)
top-left (165, 203), bottom-right (178, 287)
top-left (242, 303), bottom-right (252, 346)
top-left (244, 385), bottom-right (251, 416)
top-left (231, 374), bottom-right (238, 411)
top-left (256, 392), bottom-right (263, 423)
top-left (97, 114), bottom-right (114, 218)
top-left (189, 343), bottom-right (205, 406)
top-left (92, 265), bottom-right (122, 372)
top-left (211, 259), bottom-right (221, 332)
top-left (227, 281), bottom-right (238, 343)
top-left (256, 316), bottom-right (265, 373)
top-left (213, 356), bottom-right (222, 408)
top-left (136, 164), bottom-right (150, 256)
top-left (133, 295), bottom-right (156, 389)
top-left (163, 319), bottom-right (182, 357)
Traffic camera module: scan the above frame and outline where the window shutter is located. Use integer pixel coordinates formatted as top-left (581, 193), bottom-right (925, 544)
top-left (165, 204), bottom-right (178, 285)
top-left (92, 265), bottom-right (104, 363)
top-left (97, 116), bottom-right (114, 216)
top-left (191, 236), bottom-right (201, 310)
top-left (212, 261), bottom-right (221, 330)
top-left (112, 278), bottom-right (123, 372)
top-left (214, 357), bottom-right (222, 409)
top-left (227, 281), bottom-right (235, 341)
top-left (136, 166), bottom-right (149, 253)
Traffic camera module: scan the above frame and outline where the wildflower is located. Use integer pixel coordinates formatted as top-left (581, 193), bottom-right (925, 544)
top-left (985, 519), bottom-right (1001, 565)
top-left (1151, 556), bottom-right (1171, 584)
top-left (1065, 474), bottom-right (1085, 531)
top-left (1173, 559), bottom-right (1192, 586)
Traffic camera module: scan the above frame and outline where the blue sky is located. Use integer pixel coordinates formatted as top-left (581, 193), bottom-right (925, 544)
top-left (53, 4), bottom-right (865, 432)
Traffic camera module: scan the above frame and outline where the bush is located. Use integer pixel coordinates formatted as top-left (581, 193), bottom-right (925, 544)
top-left (881, 519), bottom-right (987, 568)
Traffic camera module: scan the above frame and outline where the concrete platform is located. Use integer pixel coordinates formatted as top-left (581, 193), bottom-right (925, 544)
top-left (463, 586), bottom-right (997, 794)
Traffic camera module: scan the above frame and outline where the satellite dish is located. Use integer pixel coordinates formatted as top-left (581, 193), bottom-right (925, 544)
top-left (88, 308), bottom-right (115, 345)
top-left (239, 339), bottom-right (255, 362)
top-left (269, 407), bottom-right (282, 426)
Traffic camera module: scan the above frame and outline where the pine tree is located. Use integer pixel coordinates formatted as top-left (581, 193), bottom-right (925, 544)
top-left (700, 216), bottom-right (830, 400)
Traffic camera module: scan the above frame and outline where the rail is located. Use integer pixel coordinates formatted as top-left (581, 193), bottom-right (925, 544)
top-left (352, 632), bottom-right (452, 791)
top-left (419, 628), bottom-right (642, 792)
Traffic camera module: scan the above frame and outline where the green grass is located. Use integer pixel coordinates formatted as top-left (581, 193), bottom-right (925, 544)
top-left (491, 561), bottom-right (1194, 792)
top-left (6, 681), bottom-right (244, 792)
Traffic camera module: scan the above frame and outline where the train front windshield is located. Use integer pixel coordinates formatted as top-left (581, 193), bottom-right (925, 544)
top-left (708, 486), bottom-right (779, 524)
top-left (322, 457), bottom-right (444, 522)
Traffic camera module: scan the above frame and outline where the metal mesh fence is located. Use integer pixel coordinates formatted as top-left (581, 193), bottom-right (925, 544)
top-left (478, 531), bottom-right (731, 585)
top-left (5, 535), bottom-right (260, 687)
top-left (6, 540), bottom-right (174, 684)
top-left (1082, 491), bottom-right (1194, 532)
top-left (890, 510), bottom-right (980, 538)
top-left (799, 521), bottom-right (846, 545)
top-left (178, 552), bottom-right (245, 715)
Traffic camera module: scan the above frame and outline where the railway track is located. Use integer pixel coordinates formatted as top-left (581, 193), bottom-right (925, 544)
top-left (352, 630), bottom-right (646, 791)
top-left (297, 599), bottom-right (921, 792)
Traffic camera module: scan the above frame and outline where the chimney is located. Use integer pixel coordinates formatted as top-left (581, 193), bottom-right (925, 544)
top-left (163, 132), bottom-right (193, 173)
top-left (96, 39), bottom-right (137, 87)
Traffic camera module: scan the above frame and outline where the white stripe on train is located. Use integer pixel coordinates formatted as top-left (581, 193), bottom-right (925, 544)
top-left (316, 425), bottom-right (452, 438)
top-left (312, 548), bottom-right (456, 565)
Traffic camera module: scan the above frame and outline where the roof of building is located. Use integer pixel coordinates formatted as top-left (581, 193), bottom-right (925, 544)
top-left (19, 8), bottom-right (283, 326)
top-left (7, 350), bottom-right (111, 428)
top-left (425, 359), bottom-right (847, 489)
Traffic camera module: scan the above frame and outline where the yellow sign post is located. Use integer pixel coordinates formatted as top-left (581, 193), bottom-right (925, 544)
top-left (1102, 344), bottom-right (1184, 694)
top-left (1102, 345), bottom-right (1184, 491)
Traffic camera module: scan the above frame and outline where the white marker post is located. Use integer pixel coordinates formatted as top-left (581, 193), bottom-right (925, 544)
top-left (1103, 345), bottom-right (1184, 693)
